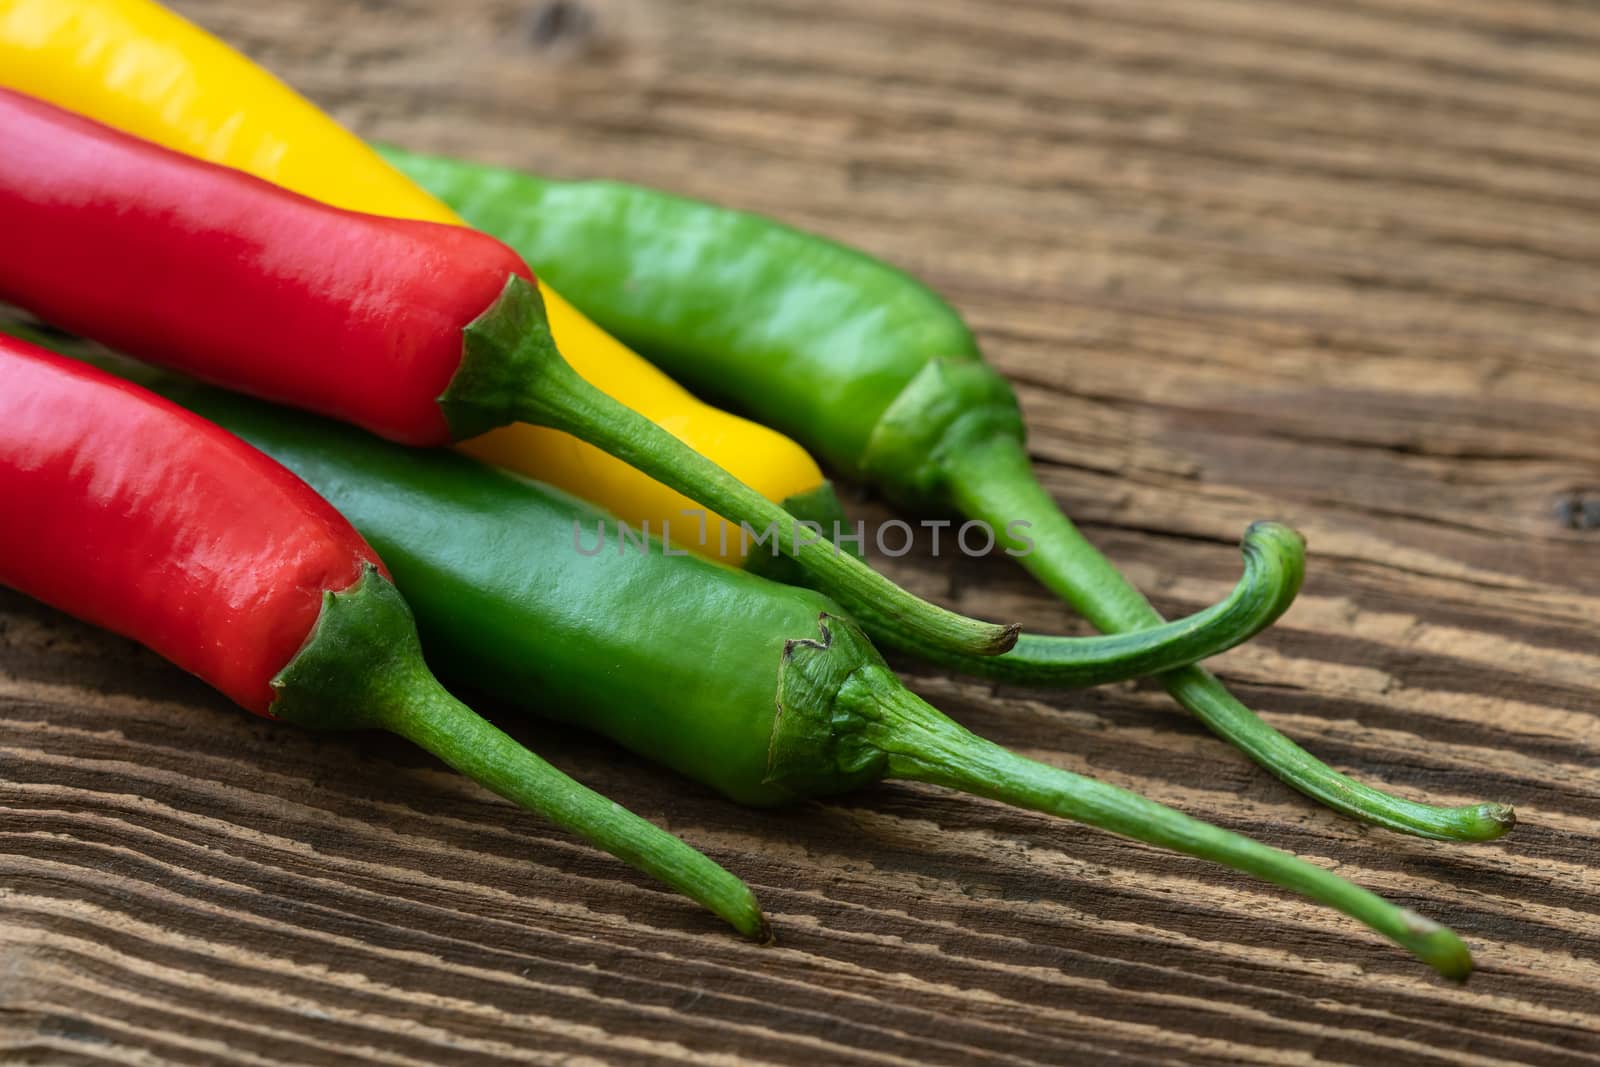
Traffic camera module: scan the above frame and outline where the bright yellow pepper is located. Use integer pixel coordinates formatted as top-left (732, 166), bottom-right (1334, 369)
top-left (0, 0), bottom-right (830, 562)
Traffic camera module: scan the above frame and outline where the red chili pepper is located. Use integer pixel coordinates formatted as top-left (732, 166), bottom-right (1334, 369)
top-left (0, 88), bottom-right (525, 446)
top-left (1, 333), bottom-right (383, 713)
top-left (0, 86), bottom-right (1015, 660)
top-left (0, 333), bottom-right (766, 938)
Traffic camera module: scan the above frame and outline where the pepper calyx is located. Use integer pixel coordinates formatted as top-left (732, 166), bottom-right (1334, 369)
top-left (764, 612), bottom-right (890, 796)
top-left (268, 563), bottom-right (422, 731)
top-left (440, 273), bottom-right (565, 441)
top-left (857, 357), bottom-right (1027, 509)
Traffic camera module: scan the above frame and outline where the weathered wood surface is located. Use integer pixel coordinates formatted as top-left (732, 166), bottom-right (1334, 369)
top-left (4, 0), bottom-right (1600, 1062)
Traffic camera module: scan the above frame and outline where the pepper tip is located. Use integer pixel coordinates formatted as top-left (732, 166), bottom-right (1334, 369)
top-left (1479, 802), bottom-right (1517, 838)
top-left (985, 623), bottom-right (1021, 656)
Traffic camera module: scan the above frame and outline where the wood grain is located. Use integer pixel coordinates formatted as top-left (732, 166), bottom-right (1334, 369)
top-left (4, 0), bottom-right (1599, 1062)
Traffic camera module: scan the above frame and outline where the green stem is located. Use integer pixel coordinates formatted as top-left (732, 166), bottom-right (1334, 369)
top-left (442, 275), bottom-right (1017, 659)
top-left (839, 668), bottom-right (1472, 979)
top-left (945, 436), bottom-right (1513, 842)
top-left (752, 455), bottom-right (1307, 686)
top-left (271, 567), bottom-right (769, 940)
top-left (379, 680), bottom-right (769, 940)
top-left (849, 520), bottom-right (1304, 685)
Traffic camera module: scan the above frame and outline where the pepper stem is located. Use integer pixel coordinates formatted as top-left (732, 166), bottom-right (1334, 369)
top-left (943, 435), bottom-right (1514, 841)
top-left (377, 675), bottom-right (770, 941)
top-left (444, 275), bottom-right (1017, 658)
top-left (842, 520), bottom-right (1305, 686)
top-left (837, 666), bottom-right (1472, 980)
top-left (270, 566), bottom-right (769, 940)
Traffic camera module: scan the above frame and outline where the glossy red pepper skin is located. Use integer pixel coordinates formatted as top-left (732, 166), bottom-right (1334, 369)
top-left (0, 88), bottom-right (530, 446)
top-left (0, 334), bottom-right (385, 713)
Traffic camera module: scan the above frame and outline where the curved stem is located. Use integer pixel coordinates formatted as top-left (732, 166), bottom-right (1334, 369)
top-left (840, 669), bottom-right (1471, 979)
top-left (852, 521), bottom-right (1304, 686)
top-left (945, 436), bottom-right (1513, 842)
top-left (457, 276), bottom-right (1016, 658)
top-left (272, 567), bottom-right (770, 940)
top-left (378, 676), bottom-right (771, 941)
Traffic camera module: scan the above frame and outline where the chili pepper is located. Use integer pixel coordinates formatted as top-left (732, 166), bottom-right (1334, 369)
top-left (88, 356), bottom-right (1471, 979)
top-left (0, 333), bottom-right (767, 938)
top-left (0, 1), bottom-right (1315, 684)
top-left (0, 88), bottom-right (1011, 660)
top-left (384, 147), bottom-right (1517, 845)
top-left (0, 0), bottom-right (835, 564)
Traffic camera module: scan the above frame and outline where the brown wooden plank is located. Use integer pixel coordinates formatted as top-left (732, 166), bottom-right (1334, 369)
top-left (4, 0), bottom-right (1600, 1062)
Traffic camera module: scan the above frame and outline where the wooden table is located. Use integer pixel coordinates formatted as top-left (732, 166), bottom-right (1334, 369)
top-left (4, 0), bottom-right (1598, 1062)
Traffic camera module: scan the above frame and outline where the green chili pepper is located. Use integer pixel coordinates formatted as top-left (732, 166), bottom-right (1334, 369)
top-left (79, 357), bottom-right (1472, 980)
top-left (379, 146), bottom-right (1514, 844)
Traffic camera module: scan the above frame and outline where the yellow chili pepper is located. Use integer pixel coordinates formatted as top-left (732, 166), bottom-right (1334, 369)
top-left (0, 0), bottom-right (830, 562)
